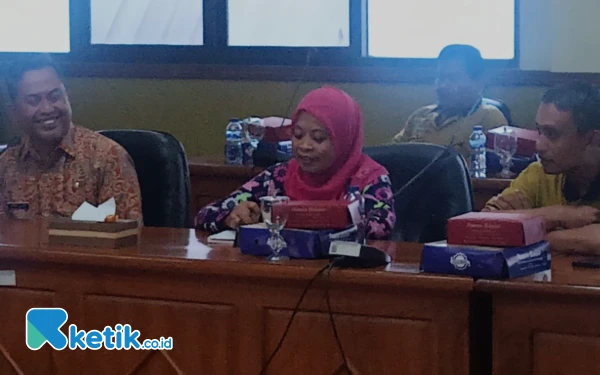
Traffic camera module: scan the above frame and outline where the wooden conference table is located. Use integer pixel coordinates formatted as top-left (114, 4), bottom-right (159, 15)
top-left (1, 219), bottom-right (599, 374)
top-left (187, 157), bottom-right (512, 216)
top-left (479, 254), bottom-right (600, 375)
top-left (0, 219), bottom-right (472, 375)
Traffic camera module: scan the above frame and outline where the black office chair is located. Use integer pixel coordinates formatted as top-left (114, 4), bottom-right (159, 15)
top-left (364, 143), bottom-right (473, 242)
top-left (98, 129), bottom-right (192, 228)
top-left (483, 98), bottom-right (513, 126)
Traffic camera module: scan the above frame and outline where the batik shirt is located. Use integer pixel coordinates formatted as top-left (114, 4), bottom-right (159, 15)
top-left (0, 124), bottom-right (142, 221)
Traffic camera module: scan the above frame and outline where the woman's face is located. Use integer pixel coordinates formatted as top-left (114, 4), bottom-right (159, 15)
top-left (292, 112), bottom-right (335, 173)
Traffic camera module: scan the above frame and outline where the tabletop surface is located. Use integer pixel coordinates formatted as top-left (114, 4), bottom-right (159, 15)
top-left (0, 218), bottom-right (472, 292)
top-left (2, 217), bottom-right (598, 296)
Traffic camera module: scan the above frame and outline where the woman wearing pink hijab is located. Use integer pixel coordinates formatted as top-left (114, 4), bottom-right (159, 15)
top-left (196, 86), bottom-right (396, 239)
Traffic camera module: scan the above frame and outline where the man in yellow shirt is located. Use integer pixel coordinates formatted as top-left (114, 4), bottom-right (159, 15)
top-left (484, 81), bottom-right (600, 254)
top-left (392, 44), bottom-right (508, 159)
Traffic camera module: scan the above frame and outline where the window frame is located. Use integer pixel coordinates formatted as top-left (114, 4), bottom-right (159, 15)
top-left (71, 0), bottom-right (363, 67)
top-left (0, 0), bottom-right (520, 80)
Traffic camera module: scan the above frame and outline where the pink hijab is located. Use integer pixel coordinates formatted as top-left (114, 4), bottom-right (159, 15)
top-left (283, 86), bottom-right (388, 201)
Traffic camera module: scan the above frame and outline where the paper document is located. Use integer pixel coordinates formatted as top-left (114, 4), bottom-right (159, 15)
top-left (207, 230), bottom-right (236, 244)
top-left (71, 198), bottom-right (116, 222)
top-left (0, 270), bottom-right (16, 286)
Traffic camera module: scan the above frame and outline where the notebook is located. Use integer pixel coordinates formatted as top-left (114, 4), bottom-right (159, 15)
top-left (207, 230), bottom-right (236, 244)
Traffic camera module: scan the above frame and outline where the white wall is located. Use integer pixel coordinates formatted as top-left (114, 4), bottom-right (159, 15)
top-left (520, 0), bottom-right (600, 72)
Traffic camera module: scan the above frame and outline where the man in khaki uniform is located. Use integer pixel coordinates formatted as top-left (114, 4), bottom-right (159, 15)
top-left (393, 44), bottom-right (508, 159)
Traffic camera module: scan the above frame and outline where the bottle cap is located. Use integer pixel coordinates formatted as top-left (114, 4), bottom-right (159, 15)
top-left (473, 125), bottom-right (483, 130)
top-left (229, 117), bottom-right (240, 122)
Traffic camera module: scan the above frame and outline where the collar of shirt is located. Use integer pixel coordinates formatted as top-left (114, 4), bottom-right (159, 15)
top-left (431, 97), bottom-right (483, 128)
top-left (18, 123), bottom-right (76, 162)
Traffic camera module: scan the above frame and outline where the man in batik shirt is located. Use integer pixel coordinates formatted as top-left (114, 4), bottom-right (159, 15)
top-left (0, 54), bottom-right (142, 221)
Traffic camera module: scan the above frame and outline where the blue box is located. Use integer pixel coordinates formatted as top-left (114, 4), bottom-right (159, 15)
top-left (421, 240), bottom-right (551, 279)
top-left (239, 223), bottom-right (356, 259)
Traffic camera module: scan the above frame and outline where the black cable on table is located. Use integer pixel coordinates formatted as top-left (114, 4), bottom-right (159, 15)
top-left (258, 262), bottom-right (330, 375)
top-left (326, 259), bottom-right (351, 373)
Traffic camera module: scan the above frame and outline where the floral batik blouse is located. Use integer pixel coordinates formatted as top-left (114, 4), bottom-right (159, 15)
top-left (195, 162), bottom-right (396, 239)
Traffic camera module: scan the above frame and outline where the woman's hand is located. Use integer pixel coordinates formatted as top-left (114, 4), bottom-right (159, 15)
top-left (224, 201), bottom-right (261, 229)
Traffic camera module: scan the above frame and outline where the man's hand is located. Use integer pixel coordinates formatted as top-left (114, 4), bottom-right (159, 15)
top-left (224, 201), bottom-right (261, 229)
top-left (546, 205), bottom-right (600, 230)
top-left (483, 189), bottom-right (533, 211)
top-left (484, 202), bottom-right (600, 231)
top-left (547, 223), bottom-right (600, 255)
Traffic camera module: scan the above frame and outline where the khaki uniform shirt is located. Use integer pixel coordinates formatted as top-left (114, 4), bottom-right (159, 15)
top-left (393, 100), bottom-right (509, 159)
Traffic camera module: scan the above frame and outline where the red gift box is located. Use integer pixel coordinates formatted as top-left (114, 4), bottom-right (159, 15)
top-left (447, 212), bottom-right (546, 247)
top-left (274, 201), bottom-right (351, 230)
top-left (263, 117), bottom-right (293, 143)
top-left (486, 126), bottom-right (539, 158)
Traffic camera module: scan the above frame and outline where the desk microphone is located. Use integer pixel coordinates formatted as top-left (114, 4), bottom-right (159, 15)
top-left (329, 145), bottom-right (453, 268)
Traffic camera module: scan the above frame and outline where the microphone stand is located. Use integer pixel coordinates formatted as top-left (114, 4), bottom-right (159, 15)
top-left (355, 192), bottom-right (366, 245)
top-left (353, 144), bottom-right (453, 246)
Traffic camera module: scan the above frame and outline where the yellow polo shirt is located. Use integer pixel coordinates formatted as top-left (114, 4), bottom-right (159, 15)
top-left (485, 162), bottom-right (600, 210)
top-left (393, 101), bottom-right (508, 159)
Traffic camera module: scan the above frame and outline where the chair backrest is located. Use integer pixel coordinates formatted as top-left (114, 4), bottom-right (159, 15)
top-left (483, 97), bottom-right (513, 126)
top-left (98, 129), bottom-right (192, 228)
top-left (364, 143), bottom-right (473, 242)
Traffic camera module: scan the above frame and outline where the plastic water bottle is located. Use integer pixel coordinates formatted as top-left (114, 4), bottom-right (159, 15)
top-left (469, 125), bottom-right (487, 178)
top-left (241, 116), bottom-right (263, 166)
top-left (240, 120), bottom-right (253, 166)
top-left (225, 118), bottom-right (243, 165)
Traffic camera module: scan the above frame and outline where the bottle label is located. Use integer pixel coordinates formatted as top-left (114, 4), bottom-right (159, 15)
top-left (225, 143), bottom-right (242, 164)
top-left (470, 146), bottom-right (486, 178)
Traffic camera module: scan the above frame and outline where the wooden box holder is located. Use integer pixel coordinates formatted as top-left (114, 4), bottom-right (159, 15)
top-left (48, 219), bottom-right (140, 248)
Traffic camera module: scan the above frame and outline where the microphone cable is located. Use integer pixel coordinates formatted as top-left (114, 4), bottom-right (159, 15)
top-left (324, 259), bottom-right (350, 373)
top-left (257, 145), bottom-right (453, 374)
top-left (348, 144), bottom-right (454, 244)
top-left (279, 48), bottom-right (315, 128)
top-left (258, 262), bottom-right (330, 375)
top-left (387, 144), bottom-right (453, 200)
top-left (321, 145), bottom-right (455, 374)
